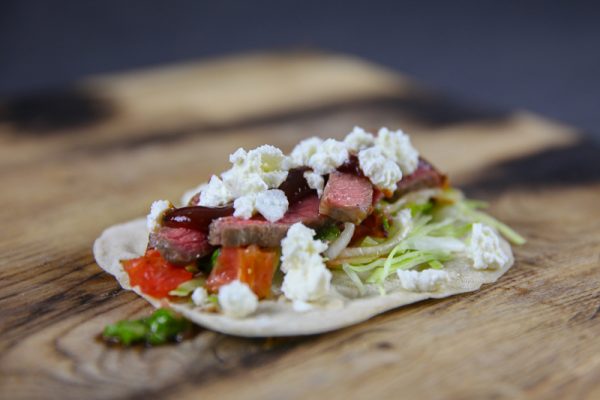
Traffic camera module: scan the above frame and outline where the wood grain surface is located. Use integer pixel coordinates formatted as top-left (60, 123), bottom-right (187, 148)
top-left (1, 52), bottom-right (599, 400)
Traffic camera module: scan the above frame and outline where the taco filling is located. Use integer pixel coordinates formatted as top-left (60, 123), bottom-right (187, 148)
top-left (115, 126), bottom-right (524, 320)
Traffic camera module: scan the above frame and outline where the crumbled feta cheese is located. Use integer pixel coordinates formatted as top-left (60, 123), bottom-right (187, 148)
top-left (397, 269), bottom-right (449, 292)
top-left (292, 300), bottom-right (316, 312)
top-left (233, 194), bottom-right (256, 219)
top-left (375, 127), bottom-right (420, 174)
top-left (344, 126), bottom-right (375, 153)
top-left (202, 145), bottom-right (290, 211)
top-left (282, 267), bottom-right (332, 304)
top-left (280, 223), bottom-right (328, 272)
top-left (468, 223), bottom-right (510, 270)
top-left (221, 145), bottom-right (289, 198)
top-left (222, 169), bottom-right (268, 198)
top-left (229, 147), bottom-right (247, 165)
top-left (280, 223), bottom-right (331, 303)
top-left (358, 147), bottom-right (403, 192)
top-left (290, 137), bottom-right (323, 167)
top-left (232, 189), bottom-right (289, 222)
top-left (308, 138), bottom-right (349, 175)
top-left (303, 171), bottom-right (325, 197)
top-left (290, 137), bottom-right (348, 174)
top-left (218, 280), bottom-right (258, 318)
top-left (146, 200), bottom-right (173, 233)
top-left (246, 145), bottom-right (290, 188)
top-left (255, 189), bottom-right (288, 222)
top-left (180, 182), bottom-right (207, 206)
top-left (191, 287), bottom-right (208, 306)
top-left (199, 175), bottom-right (233, 207)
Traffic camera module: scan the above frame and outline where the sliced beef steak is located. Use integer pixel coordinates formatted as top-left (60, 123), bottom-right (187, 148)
top-left (150, 226), bottom-right (213, 266)
top-left (209, 194), bottom-right (327, 247)
top-left (394, 158), bottom-right (448, 198)
top-left (319, 171), bottom-right (373, 224)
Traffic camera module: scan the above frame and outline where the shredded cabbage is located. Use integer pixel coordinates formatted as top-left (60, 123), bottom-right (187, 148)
top-left (336, 211), bottom-right (415, 260)
top-left (337, 188), bottom-right (525, 293)
top-left (325, 222), bottom-right (355, 260)
top-left (168, 278), bottom-right (205, 297)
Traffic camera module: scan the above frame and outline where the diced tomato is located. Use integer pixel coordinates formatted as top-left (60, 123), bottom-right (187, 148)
top-left (351, 211), bottom-right (389, 245)
top-left (122, 249), bottom-right (193, 298)
top-left (206, 245), bottom-right (278, 299)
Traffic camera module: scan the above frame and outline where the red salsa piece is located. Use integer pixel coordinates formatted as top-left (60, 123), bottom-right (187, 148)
top-left (351, 211), bottom-right (390, 245)
top-left (206, 245), bottom-right (278, 299)
top-left (122, 249), bottom-right (193, 298)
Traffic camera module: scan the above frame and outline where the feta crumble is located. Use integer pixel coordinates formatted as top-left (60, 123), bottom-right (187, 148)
top-left (191, 287), bottom-right (208, 306)
top-left (233, 194), bottom-right (256, 219)
top-left (255, 189), bottom-right (288, 222)
top-left (303, 171), bottom-right (325, 197)
top-left (282, 267), bottom-right (332, 305)
top-left (280, 223), bottom-right (331, 304)
top-left (222, 170), bottom-right (268, 198)
top-left (308, 138), bottom-right (349, 175)
top-left (243, 144), bottom-right (290, 188)
top-left (375, 127), bottom-right (420, 174)
top-left (146, 200), bottom-right (173, 233)
top-left (358, 146), bottom-right (403, 192)
top-left (397, 269), bottom-right (449, 292)
top-left (232, 189), bottom-right (289, 222)
top-left (468, 223), bottom-right (510, 270)
top-left (290, 137), bottom-right (323, 167)
top-left (199, 175), bottom-right (232, 207)
top-left (200, 144), bottom-right (290, 210)
top-left (344, 126), bottom-right (375, 153)
top-left (218, 280), bottom-right (258, 318)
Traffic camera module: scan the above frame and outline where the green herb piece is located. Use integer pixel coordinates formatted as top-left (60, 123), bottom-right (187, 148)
top-left (316, 224), bottom-right (341, 242)
top-left (211, 248), bottom-right (221, 267)
top-left (145, 309), bottom-right (190, 346)
top-left (102, 308), bottom-right (190, 346)
top-left (168, 278), bottom-right (206, 297)
top-left (375, 209), bottom-right (391, 234)
top-left (207, 294), bottom-right (219, 305)
top-left (198, 248), bottom-right (220, 274)
top-left (103, 320), bottom-right (147, 346)
top-left (184, 264), bottom-right (200, 273)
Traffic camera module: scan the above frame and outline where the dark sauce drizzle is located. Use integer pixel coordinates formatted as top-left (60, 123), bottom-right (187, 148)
top-left (162, 168), bottom-right (315, 232)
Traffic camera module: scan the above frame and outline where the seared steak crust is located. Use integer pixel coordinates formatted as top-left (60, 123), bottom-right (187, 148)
top-left (209, 195), bottom-right (327, 247)
top-left (150, 226), bottom-right (213, 265)
top-left (394, 158), bottom-right (448, 198)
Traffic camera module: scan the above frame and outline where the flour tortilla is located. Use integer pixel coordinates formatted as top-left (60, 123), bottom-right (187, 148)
top-left (93, 218), bottom-right (514, 337)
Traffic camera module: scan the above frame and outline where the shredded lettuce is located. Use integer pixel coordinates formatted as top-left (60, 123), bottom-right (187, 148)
top-left (408, 201), bottom-right (433, 216)
top-left (336, 211), bottom-right (414, 260)
top-left (458, 203), bottom-right (526, 245)
top-left (342, 263), bottom-right (366, 295)
top-left (360, 236), bottom-right (383, 247)
top-left (168, 278), bottom-right (205, 297)
top-left (367, 250), bottom-right (451, 284)
top-left (338, 188), bottom-right (525, 293)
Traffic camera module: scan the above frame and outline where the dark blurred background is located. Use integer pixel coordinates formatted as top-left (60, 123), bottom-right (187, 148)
top-left (1, 0), bottom-right (598, 140)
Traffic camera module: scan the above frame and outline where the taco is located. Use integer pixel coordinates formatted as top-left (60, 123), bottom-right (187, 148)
top-left (94, 126), bottom-right (524, 337)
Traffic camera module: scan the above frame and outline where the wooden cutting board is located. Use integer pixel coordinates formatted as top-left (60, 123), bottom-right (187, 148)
top-left (1, 52), bottom-right (599, 400)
